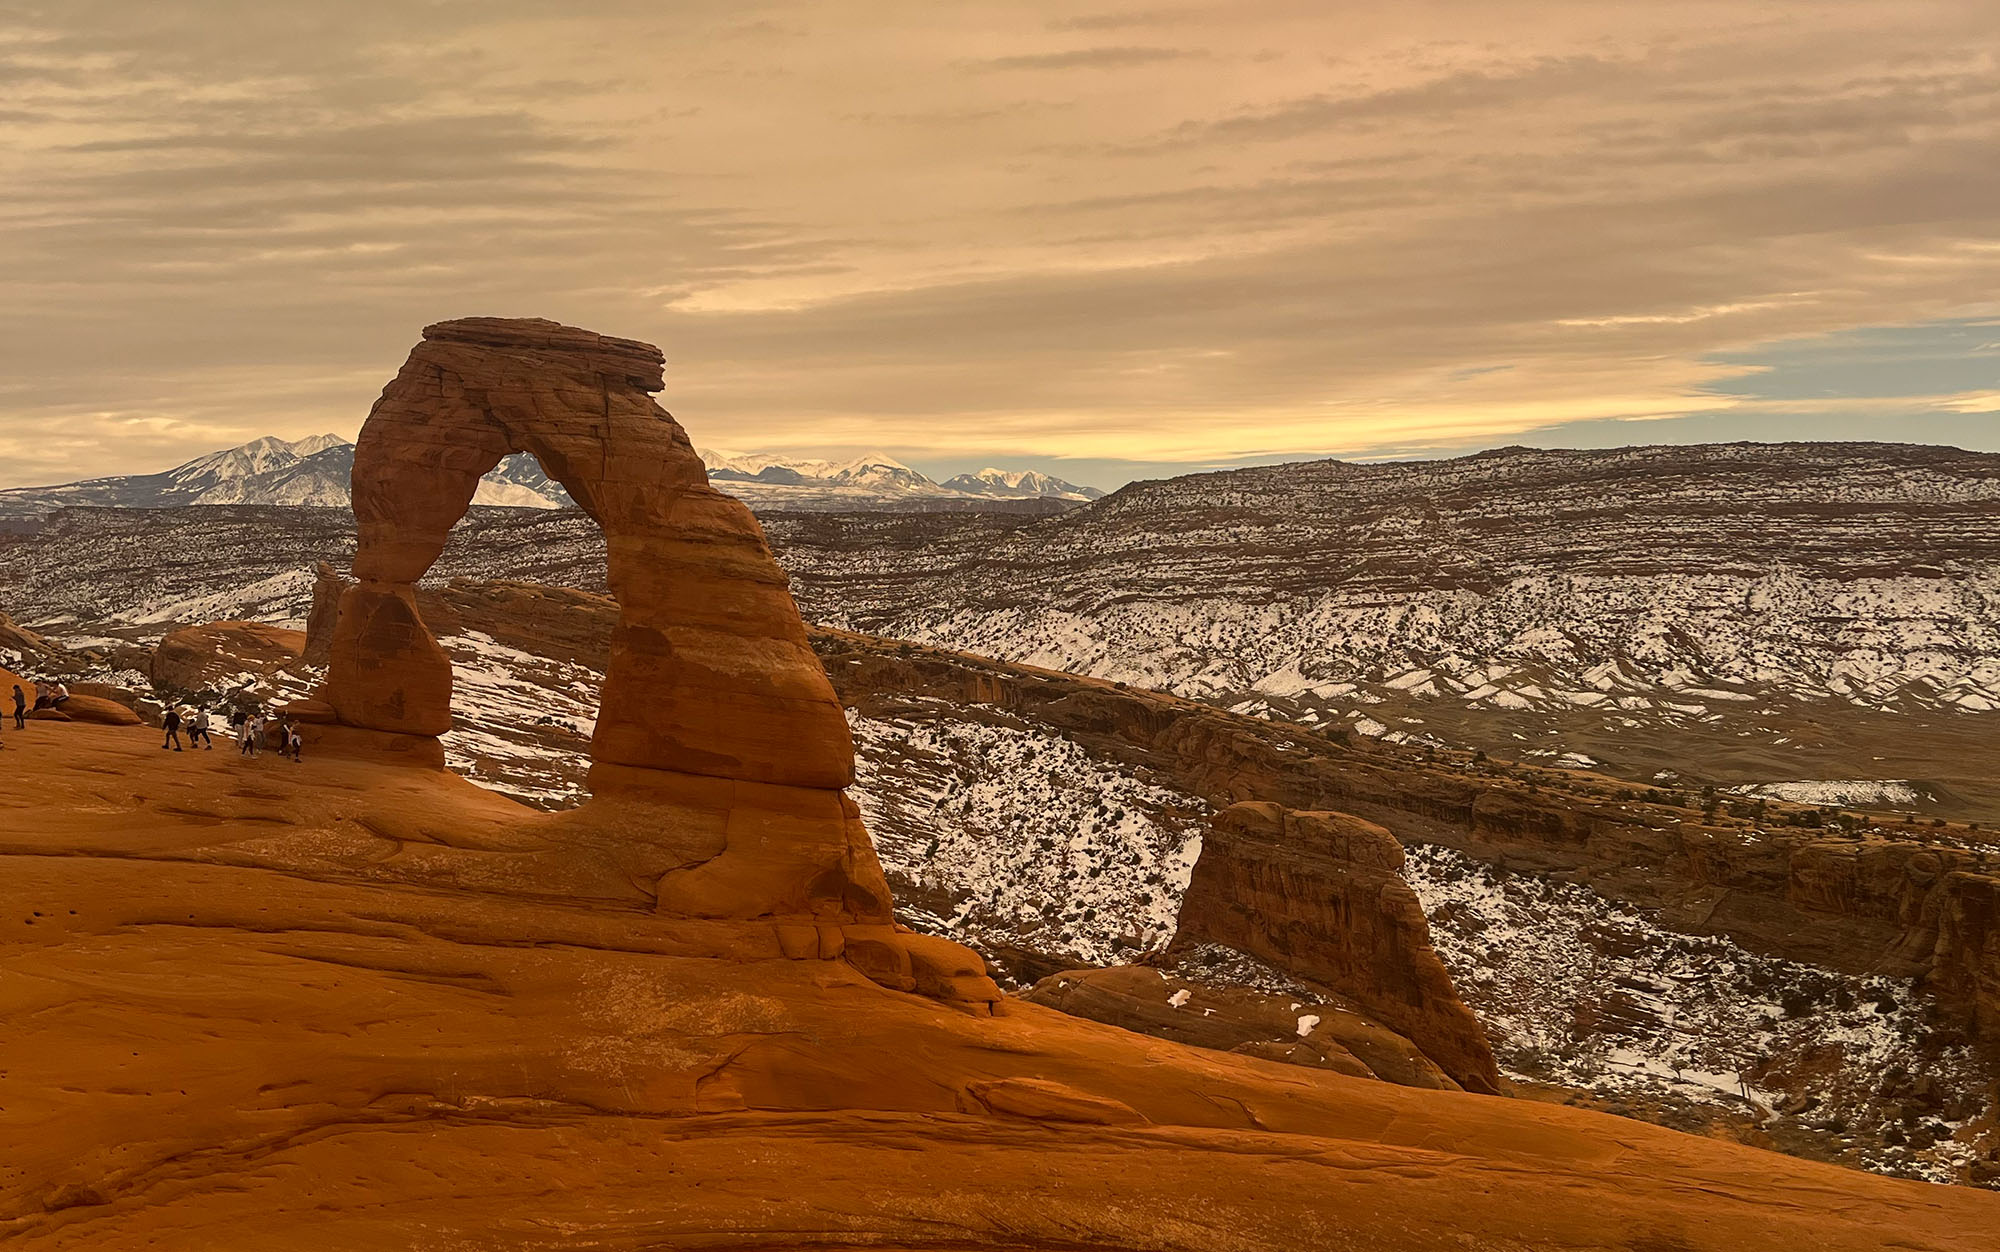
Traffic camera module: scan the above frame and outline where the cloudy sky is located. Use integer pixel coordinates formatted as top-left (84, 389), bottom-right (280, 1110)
top-left (4, 0), bottom-right (1998, 489)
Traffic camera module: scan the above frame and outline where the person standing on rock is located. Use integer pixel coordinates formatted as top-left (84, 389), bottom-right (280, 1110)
top-left (9, 683), bottom-right (22, 729)
top-left (161, 705), bottom-right (184, 752)
top-left (239, 712), bottom-right (263, 758)
top-left (286, 723), bottom-right (303, 762)
top-left (187, 706), bottom-right (213, 750)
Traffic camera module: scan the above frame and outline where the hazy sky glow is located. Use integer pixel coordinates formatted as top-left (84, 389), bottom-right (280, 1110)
top-left (4, 1), bottom-right (1999, 488)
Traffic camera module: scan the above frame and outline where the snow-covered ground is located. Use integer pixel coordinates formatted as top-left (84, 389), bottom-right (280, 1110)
top-left (1405, 843), bottom-right (1995, 1185)
top-left (436, 631), bottom-right (601, 808)
top-left (1727, 779), bottom-right (1927, 807)
top-left (848, 701), bottom-right (1208, 968)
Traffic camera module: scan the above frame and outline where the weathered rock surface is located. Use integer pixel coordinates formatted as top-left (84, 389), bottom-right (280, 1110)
top-left (300, 561), bottom-right (348, 666)
top-left (4, 720), bottom-right (1998, 1250)
top-left (0, 609), bottom-right (57, 660)
top-left (0, 666), bottom-right (34, 707)
top-left (313, 318), bottom-right (990, 1002)
top-left (1023, 964), bottom-right (1460, 1089)
top-left (1171, 801), bottom-right (1501, 1093)
top-left (1938, 871), bottom-right (2000, 1042)
top-left (148, 621), bottom-right (306, 693)
top-left (38, 693), bottom-right (142, 726)
top-left (323, 317), bottom-right (851, 791)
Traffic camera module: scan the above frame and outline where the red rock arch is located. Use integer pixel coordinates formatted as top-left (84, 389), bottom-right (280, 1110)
top-left (314, 318), bottom-right (997, 1003)
top-left (320, 317), bottom-right (852, 791)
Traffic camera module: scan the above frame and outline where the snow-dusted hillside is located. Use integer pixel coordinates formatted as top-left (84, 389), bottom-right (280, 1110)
top-left (848, 701), bottom-right (1207, 967)
top-left (770, 443), bottom-right (2000, 730)
top-left (10, 439), bottom-right (1999, 816)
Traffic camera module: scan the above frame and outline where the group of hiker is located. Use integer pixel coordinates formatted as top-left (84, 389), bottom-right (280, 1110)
top-left (0, 676), bottom-right (304, 763)
top-left (1, 679), bottom-right (67, 747)
top-left (161, 702), bottom-right (303, 760)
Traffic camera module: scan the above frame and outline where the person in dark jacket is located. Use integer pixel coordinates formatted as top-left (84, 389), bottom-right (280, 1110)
top-left (9, 683), bottom-right (22, 729)
top-left (162, 706), bottom-right (184, 751)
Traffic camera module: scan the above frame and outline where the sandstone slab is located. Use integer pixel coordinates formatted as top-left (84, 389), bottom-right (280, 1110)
top-left (1, 722), bottom-right (1995, 1251)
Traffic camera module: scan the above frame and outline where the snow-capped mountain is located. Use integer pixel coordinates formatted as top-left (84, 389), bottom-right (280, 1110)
top-left (0, 438), bottom-right (1096, 517)
top-left (695, 449), bottom-right (1094, 507)
top-left (688, 448), bottom-right (1104, 508)
top-left (941, 468), bottom-right (1104, 501)
top-left (471, 451), bottom-right (573, 509)
top-left (701, 450), bottom-right (947, 495)
top-left (0, 434), bottom-right (355, 512)
top-left (0, 435), bottom-right (575, 515)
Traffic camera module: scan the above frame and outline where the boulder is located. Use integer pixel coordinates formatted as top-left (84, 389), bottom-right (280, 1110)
top-left (301, 561), bottom-right (350, 666)
top-left (149, 621), bottom-right (307, 693)
top-left (47, 694), bottom-right (142, 727)
top-left (1171, 800), bottom-right (1502, 1094)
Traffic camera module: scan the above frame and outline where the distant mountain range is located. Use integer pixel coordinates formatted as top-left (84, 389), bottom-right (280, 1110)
top-left (698, 450), bottom-right (1102, 509)
top-left (0, 436), bottom-right (1103, 517)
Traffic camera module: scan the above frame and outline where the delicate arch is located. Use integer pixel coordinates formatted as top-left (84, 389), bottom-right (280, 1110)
top-left (320, 317), bottom-right (853, 792)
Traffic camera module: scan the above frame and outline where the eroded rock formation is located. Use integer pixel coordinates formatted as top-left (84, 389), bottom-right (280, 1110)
top-left (1022, 964), bottom-right (1459, 1089)
top-left (0, 610), bottom-right (57, 660)
top-left (1171, 801), bottom-right (1502, 1093)
top-left (150, 621), bottom-right (306, 694)
top-left (6, 712), bottom-right (2000, 1247)
top-left (322, 317), bottom-right (849, 789)
top-left (300, 562), bottom-right (349, 667)
top-left (311, 318), bottom-right (992, 1002)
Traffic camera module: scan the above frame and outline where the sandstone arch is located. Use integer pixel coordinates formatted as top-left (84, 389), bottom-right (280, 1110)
top-left (313, 318), bottom-right (995, 989)
top-left (321, 317), bottom-right (852, 791)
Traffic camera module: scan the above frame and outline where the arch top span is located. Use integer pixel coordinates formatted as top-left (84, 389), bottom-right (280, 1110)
top-left (319, 316), bottom-right (854, 793)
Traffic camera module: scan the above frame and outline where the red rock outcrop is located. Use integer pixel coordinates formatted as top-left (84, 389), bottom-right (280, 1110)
top-left (0, 610), bottom-right (56, 660)
top-left (41, 694), bottom-right (142, 727)
top-left (1023, 964), bottom-right (1460, 1089)
top-left (1937, 871), bottom-right (2000, 1041)
top-left (323, 317), bottom-right (849, 789)
top-left (300, 561), bottom-right (349, 666)
top-left (314, 318), bottom-right (989, 1002)
top-left (3, 723), bottom-right (1997, 1249)
top-left (149, 621), bottom-right (306, 693)
top-left (0, 666), bottom-right (33, 709)
top-left (1172, 801), bottom-right (1502, 1094)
